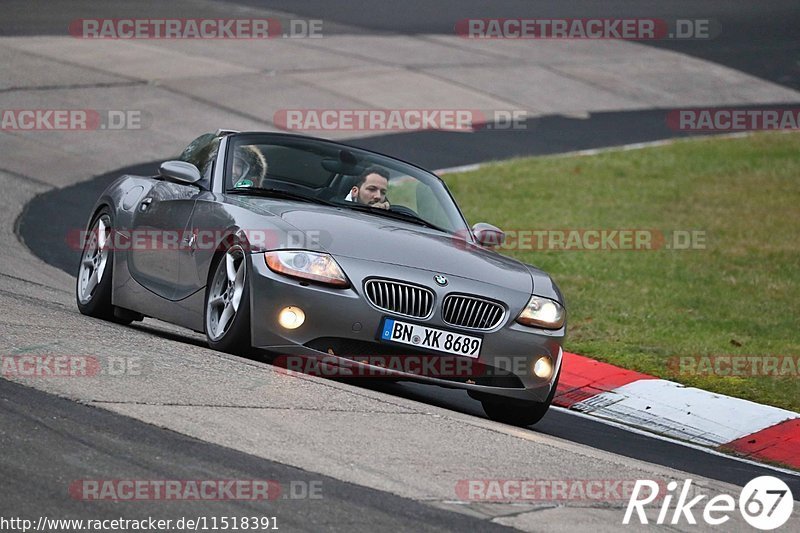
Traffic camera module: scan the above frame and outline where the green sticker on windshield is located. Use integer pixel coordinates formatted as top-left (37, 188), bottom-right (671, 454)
top-left (234, 179), bottom-right (254, 188)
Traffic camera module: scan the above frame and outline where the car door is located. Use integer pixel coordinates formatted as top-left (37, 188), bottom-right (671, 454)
top-left (172, 190), bottom-right (227, 301)
top-left (171, 134), bottom-right (225, 300)
top-left (127, 180), bottom-right (198, 300)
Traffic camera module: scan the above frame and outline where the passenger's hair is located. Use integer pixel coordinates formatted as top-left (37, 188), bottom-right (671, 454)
top-left (354, 166), bottom-right (390, 188)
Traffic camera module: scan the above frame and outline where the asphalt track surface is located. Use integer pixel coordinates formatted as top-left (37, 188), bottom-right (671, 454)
top-left (5, 0), bottom-right (799, 91)
top-left (224, 0), bottom-right (800, 91)
top-left (0, 378), bottom-right (512, 532)
top-left (4, 0), bottom-right (800, 531)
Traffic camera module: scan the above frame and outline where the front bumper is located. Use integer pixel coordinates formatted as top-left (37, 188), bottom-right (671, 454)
top-left (248, 253), bottom-right (565, 402)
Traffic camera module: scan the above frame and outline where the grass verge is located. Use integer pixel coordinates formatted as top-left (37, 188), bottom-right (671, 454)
top-left (443, 132), bottom-right (800, 412)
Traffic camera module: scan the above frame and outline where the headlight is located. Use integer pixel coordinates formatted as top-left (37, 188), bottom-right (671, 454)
top-left (516, 296), bottom-right (565, 329)
top-left (265, 251), bottom-right (349, 287)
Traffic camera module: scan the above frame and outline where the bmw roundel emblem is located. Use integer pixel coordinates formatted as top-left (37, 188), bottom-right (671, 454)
top-left (434, 274), bottom-right (448, 286)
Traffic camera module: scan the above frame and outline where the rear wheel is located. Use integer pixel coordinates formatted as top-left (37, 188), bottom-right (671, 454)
top-left (204, 244), bottom-right (251, 354)
top-left (76, 208), bottom-right (132, 324)
top-left (480, 367), bottom-right (561, 426)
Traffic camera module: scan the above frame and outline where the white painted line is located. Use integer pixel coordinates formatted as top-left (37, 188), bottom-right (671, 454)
top-left (434, 131), bottom-right (765, 175)
top-left (551, 406), bottom-right (800, 479)
top-left (435, 163), bottom-right (481, 175)
top-left (550, 131), bottom-right (756, 159)
top-left (570, 379), bottom-right (799, 447)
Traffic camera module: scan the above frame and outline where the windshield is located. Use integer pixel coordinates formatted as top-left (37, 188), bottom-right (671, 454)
top-left (225, 134), bottom-right (470, 235)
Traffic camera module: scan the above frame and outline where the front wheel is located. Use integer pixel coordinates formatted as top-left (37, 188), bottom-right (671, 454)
top-left (76, 208), bottom-right (132, 324)
top-left (204, 244), bottom-right (251, 354)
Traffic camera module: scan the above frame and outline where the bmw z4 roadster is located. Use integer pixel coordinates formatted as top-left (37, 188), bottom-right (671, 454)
top-left (76, 130), bottom-right (566, 426)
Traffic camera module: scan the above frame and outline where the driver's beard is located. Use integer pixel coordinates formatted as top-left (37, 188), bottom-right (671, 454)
top-left (358, 191), bottom-right (378, 205)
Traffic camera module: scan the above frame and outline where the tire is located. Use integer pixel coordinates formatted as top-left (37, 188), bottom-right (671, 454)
top-left (76, 207), bottom-right (132, 324)
top-left (480, 365), bottom-right (561, 427)
top-left (204, 244), bottom-right (252, 354)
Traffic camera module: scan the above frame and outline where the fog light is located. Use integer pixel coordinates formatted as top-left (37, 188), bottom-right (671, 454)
top-left (278, 306), bottom-right (305, 329)
top-left (533, 356), bottom-right (553, 379)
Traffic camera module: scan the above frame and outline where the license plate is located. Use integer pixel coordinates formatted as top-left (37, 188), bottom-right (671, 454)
top-left (379, 318), bottom-right (482, 358)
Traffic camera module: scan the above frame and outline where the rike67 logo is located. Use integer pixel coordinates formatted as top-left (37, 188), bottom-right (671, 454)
top-left (624, 476), bottom-right (794, 530)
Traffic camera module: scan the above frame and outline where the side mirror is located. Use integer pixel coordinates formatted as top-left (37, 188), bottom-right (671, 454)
top-left (159, 161), bottom-right (201, 185)
top-left (472, 222), bottom-right (505, 248)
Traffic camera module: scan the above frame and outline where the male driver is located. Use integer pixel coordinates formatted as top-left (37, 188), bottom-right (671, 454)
top-left (344, 166), bottom-right (390, 209)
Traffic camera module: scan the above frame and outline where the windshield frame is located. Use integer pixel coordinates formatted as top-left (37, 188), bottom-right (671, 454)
top-left (222, 132), bottom-right (474, 239)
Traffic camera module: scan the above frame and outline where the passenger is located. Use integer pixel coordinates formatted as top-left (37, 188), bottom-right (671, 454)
top-left (232, 145), bottom-right (268, 187)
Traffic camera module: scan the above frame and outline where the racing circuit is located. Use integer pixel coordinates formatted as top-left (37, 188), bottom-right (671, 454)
top-left (2, 1), bottom-right (800, 531)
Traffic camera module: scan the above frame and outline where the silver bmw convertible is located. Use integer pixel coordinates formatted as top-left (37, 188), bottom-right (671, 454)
top-left (76, 130), bottom-right (566, 426)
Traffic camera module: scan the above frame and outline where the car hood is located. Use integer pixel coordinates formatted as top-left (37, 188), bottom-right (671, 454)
top-left (267, 202), bottom-right (534, 292)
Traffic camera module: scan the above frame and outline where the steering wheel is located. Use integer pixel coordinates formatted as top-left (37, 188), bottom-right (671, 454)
top-left (389, 205), bottom-right (419, 217)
